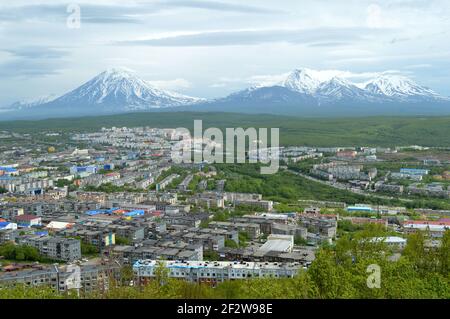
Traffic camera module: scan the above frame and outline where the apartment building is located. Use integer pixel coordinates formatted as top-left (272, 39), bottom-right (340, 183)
top-left (20, 236), bottom-right (81, 262)
top-left (209, 221), bottom-right (261, 239)
top-left (133, 260), bottom-right (301, 286)
top-left (0, 264), bottom-right (120, 294)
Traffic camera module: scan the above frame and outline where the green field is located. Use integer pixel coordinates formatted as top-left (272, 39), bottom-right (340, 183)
top-left (1, 112), bottom-right (450, 147)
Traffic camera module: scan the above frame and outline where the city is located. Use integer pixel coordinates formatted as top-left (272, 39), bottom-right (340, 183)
top-left (0, 124), bottom-right (448, 298)
top-left (0, 0), bottom-right (449, 309)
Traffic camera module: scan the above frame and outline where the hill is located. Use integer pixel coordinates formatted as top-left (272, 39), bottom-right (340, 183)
top-left (1, 112), bottom-right (450, 147)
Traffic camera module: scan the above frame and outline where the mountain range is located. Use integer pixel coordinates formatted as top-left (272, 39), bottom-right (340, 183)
top-left (2, 67), bottom-right (450, 119)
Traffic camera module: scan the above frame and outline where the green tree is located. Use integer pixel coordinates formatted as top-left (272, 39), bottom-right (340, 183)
top-left (115, 236), bottom-right (131, 246)
top-left (225, 239), bottom-right (238, 248)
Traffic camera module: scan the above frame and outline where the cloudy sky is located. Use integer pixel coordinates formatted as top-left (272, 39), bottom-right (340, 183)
top-left (1, 0), bottom-right (450, 106)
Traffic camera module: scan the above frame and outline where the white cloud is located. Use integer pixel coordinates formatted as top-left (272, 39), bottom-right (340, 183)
top-left (366, 3), bottom-right (401, 29)
top-left (1, 0), bottom-right (450, 103)
top-left (147, 78), bottom-right (193, 90)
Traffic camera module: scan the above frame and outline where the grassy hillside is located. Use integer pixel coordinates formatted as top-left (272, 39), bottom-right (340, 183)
top-left (1, 112), bottom-right (450, 147)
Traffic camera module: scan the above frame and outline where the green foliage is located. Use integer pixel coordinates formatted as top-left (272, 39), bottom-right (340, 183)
top-left (80, 242), bottom-right (99, 256)
top-left (238, 231), bottom-right (249, 247)
top-left (119, 265), bottom-right (134, 286)
top-left (294, 236), bottom-right (308, 246)
top-left (0, 187), bottom-right (7, 194)
top-left (225, 239), bottom-right (239, 248)
top-left (55, 179), bottom-right (72, 188)
top-left (115, 236), bottom-right (131, 246)
top-left (0, 243), bottom-right (42, 262)
top-left (2, 112), bottom-right (450, 147)
top-left (1, 225), bottom-right (449, 299)
top-left (199, 220), bottom-right (210, 228)
top-left (203, 250), bottom-right (219, 261)
top-left (216, 163), bottom-right (450, 210)
top-left (0, 284), bottom-right (77, 299)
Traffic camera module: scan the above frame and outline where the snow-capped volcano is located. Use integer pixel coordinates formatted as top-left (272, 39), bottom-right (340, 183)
top-left (50, 68), bottom-right (203, 111)
top-left (315, 77), bottom-right (371, 102)
top-left (3, 67), bottom-right (450, 119)
top-left (281, 68), bottom-right (322, 94)
top-left (197, 68), bottom-right (450, 116)
top-left (5, 68), bottom-right (204, 118)
top-left (364, 75), bottom-right (448, 101)
top-left (9, 95), bottom-right (58, 110)
top-left (220, 68), bottom-right (448, 104)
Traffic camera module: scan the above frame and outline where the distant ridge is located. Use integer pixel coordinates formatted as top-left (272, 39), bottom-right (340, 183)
top-left (2, 67), bottom-right (450, 119)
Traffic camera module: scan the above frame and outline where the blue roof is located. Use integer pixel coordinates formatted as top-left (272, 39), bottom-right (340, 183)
top-left (347, 206), bottom-right (373, 211)
top-left (124, 210), bottom-right (145, 217)
top-left (86, 210), bottom-right (106, 216)
top-left (0, 167), bottom-right (17, 172)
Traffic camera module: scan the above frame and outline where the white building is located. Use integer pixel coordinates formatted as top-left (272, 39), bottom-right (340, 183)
top-left (259, 234), bottom-right (294, 253)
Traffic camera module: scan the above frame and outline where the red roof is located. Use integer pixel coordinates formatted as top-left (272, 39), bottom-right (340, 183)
top-left (14, 214), bottom-right (40, 221)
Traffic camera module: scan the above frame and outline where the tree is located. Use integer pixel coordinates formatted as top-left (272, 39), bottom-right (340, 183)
top-left (294, 236), bottom-right (308, 246)
top-left (225, 239), bottom-right (238, 248)
top-left (307, 249), bottom-right (355, 298)
top-left (238, 231), bottom-right (249, 247)
top-left (437, 230), bottom-right (450, 275)
top-left (154, 260), bottom-right (170, 288)
top-left (403, 231), bottom-right (430, 273)
top-left (0, 243), bottom-right (42, 262)
top-left (80, 242), bottom-right (99, 256)
top-left (115, 236), bottom-right (131, 246)
top-left (120, 265), bottom-right (134, 286)
top-left (203, 250), bottom-right (219, 261)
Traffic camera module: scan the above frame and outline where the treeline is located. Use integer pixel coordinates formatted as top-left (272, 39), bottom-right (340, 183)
top-left (0, 243), bottom-right (44, 262)
top-left (1, 228), bottom-right (449, 299)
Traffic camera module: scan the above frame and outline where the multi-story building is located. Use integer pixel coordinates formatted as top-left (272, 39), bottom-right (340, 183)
top-left (375, 181), bottom-right (404, 194)
top-left (0, 229), bottom-right (18, 244)
top-left (209, 221), bottom-right (261, 239)
top-left (133, 260), bottom-right (301, 286)
top-left (0, 264), bottom-right (120, 294)
top-left (298, 214), bottom-right (337, 243)
top-left (271, 223), bottom-right (307, 240)
top-left (156, 174), bottom-right (179, 191)
top-left (14, 214), bottom-right (42, 227)
top-left (177, 174), bottom-right (193, 191)
top-left (59, 228), bottom-right (115, 249)
top-left (234, 199), bottom-right (273, 212)
top-left (402, 220), bottom-right (450, 238)
top-left (112, 241), bottom-right (203, 264)
top-left (21, 236), bottom-right (81, 261)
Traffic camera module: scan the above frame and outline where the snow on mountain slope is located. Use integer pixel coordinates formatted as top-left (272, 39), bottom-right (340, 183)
top-left (203, 68), bottom-right (450, 115)
top-left (241, 69), bottom-right (449, 104)
top-left (4, 67), bottom-right (450, 119)
top-left (50, 68), bottom-right (203, 110)
top-left (364, 75), bottom-right (448, 101)
top-left (9, 95), bottom-right (58, 110)
top-left (315, 77), bottom-right (371, 101)
top-left (281, 68), bottom-right (323, 94)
